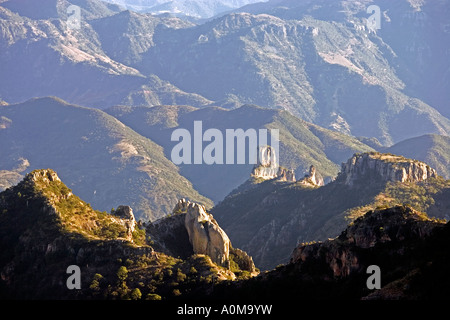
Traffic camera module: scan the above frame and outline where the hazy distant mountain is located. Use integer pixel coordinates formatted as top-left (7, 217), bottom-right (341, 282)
top-left (0, 1), bottom-right (212, 109)
top-left (102, 0), bottom-right (267, 18)
top-left (106, 103), bottom-right (375, 202)
top-left (140, 10), bottom-right (450, 144)
top-left (237, 0), bottom-right (450, 120)
top-left (0, 0), bottom-right (448, 145)
top-left (0, 97), bottom-right (212, 220)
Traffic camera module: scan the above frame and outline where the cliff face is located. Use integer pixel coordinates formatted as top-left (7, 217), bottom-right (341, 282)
top-left (173, 199), bottom-right (230, 268)
top-left (340, 153), bottom-right (438, 186)
top-left (162, 199), bottom-right (256, 272)
top-left (112, 205), bottom-right (137, 241)
top-left (298, 165), bottom-right (324, 187)
top-left (251, 145), bottom-right (296, 182)
top-left (212, 206), bottom-right (450, 300)
top-left (290, 206), bottom-right (440, 278)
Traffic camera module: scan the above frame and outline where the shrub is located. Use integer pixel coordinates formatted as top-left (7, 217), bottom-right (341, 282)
top-left (131, 288), bottom-right (142, 300)
top-left (117, 266), bottom-right (128, 282)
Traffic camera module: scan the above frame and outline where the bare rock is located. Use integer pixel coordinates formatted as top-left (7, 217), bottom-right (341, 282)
top-left (340, 152), bottom-right (438, 186)
top-left (173, 199), bottom-right (231, 268)
top-left (112, 205), bottom-right (137, 240)
top-left (298, 165), bottom-right (324, 186)
top-left (251, 145), bottom-right (296, 182)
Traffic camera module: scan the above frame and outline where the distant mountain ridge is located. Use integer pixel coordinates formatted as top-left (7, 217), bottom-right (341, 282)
top-left (102, 0), bottom-right (266, 19)
top-left (106, 103), bottom-right (375, 202)
top-left (0, 0), bottom-right (449, 145)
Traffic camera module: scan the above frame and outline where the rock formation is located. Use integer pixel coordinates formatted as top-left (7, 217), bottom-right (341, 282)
top-left (29, 169), bottom-right (61, 184)
top-left (251, 145), bottom-right (295, 182)
top-left (251, 145), bottom-right (279, 179)
top-left (298, 165), bottom-right (324, 186)
top-left (170, 199), bottom-right (257, 272)
top-left (340, 152), bottom-right (438, 186)
top-left (112, 205), bottom-right (137, 241)
top-left (290, 206), bottom-right (440, 277)
top-left (174, 199), bottom-right (231, 268)
top-left (276, 167), bottom-right (296, 182)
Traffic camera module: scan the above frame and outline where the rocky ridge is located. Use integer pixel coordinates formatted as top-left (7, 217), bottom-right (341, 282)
top-left (0, 169), bottom-right (258, 299)
top-left (290, 206), bottom-right (440, 278)
top-left (340, 152), bottom-right (438, 186)
top-left (149, 198), bottom-right (256, 273)
top-left (212, 152), bottom-right (448, 270)
top-left (211, 205), bottom-right (450, 300)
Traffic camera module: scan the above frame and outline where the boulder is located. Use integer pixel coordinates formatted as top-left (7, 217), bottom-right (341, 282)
top-left (173, 199), bottom-right (231, 268)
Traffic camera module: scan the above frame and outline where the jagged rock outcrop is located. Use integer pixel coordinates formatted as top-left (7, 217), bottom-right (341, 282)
top-left (340, 152), bottom-right (438, 186)
top-left (298, 165), bottom-right (324, 186)
top-left (174, 199), bottom-right (231, 268)
top-left (290, 206), bottom-right (441, 277)
top-left (29, 169), bottom-right (61, 184)
top-left (230, 247), bottom-right (256, 273)
top-left (171, 199), bottom-right (256, 272)
top-left (251, 145), bottom-right (279, 179)
top-left (276, 167), bottom-right (296, 182)
top-left (112, 205), bottom-right (137, 241)
top-left (251, 145), bottom-right (295, 182)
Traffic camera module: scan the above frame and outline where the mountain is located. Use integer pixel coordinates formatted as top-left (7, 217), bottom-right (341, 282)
top-left (140, 9), bottom-right (450, 144)
top-left (1, 0), bottom-right (449, 145)
top-left (236, 0), bottom-right (450, 120)
top-left (106, 103), bottom-right (375, 202)
top-left (212, 152), bottom-right (450, 270)
top-left (210, 205), bottom-right (450, 300)
top-left (1, 170), bottom-right (449, 301)
top-left (102, 0), bottom-right (266, 19)
top-left (0, 97), bottom-right (212, 221)
top-left (0, 0), bottom-right (212, 109)
top-left (382, 134), bottom-right (450, 180)
top-left (0, 169), bottom-right (254, 299)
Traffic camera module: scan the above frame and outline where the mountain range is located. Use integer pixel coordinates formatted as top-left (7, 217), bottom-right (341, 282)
top-left (0, 0), bottom-right (449, 303)
top-left (1, 0), bottom-right (449, 145)
top-left (1, 164), bottom-right (449, 301)
top-left (102, 0), bottom-right (266, 19)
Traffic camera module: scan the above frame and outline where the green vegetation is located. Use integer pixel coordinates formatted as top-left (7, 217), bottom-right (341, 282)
top-left (86, 253), bottom-right (234, 300)
top-left (0, 97), bottom-right (213, 222)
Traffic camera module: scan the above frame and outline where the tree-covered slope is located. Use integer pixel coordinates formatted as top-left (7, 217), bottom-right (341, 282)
top-left (0, 97), bottom-right (212, 221)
